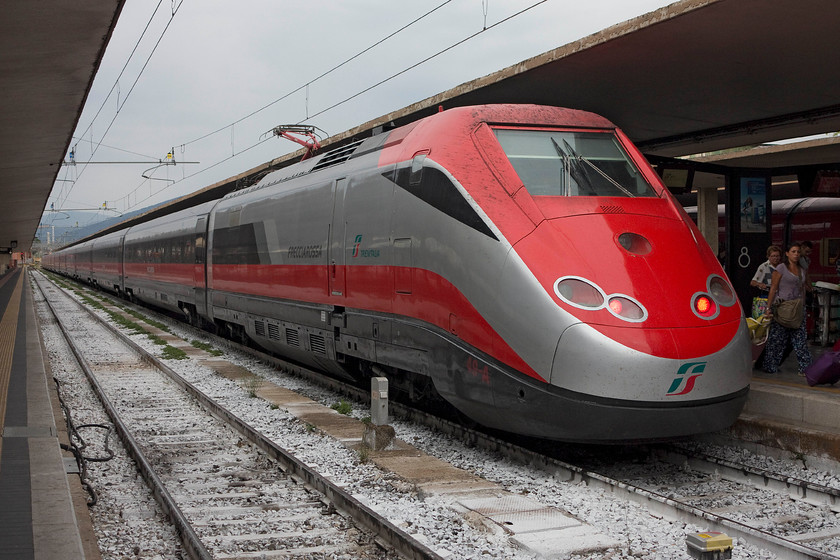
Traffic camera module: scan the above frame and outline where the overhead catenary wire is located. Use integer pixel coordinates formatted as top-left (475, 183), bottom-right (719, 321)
top-left (307, 0), bottom-right (549, 122)
top-left (71, 138), bottom-right (160, 161)
top-left (177, 0), bottom-right (456, 149)
top-left (85, 0), bottom-right (550, 215)
top-left (58, 0), bottom-right (186, 210)
top-left (57, 1), bottom-right (166, 210)
top-left (115, 1), bottom-right (456, 213)
top-left (73, 1), bottom-right (167, 150)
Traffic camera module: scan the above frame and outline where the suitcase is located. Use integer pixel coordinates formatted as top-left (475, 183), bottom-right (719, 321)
top-left (804, 351), bottom-right (840, 387)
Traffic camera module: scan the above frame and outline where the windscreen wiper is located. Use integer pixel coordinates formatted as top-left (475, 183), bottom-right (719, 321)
top-left (551, 137), bottom-right (592, 196)
top-left (562, 139), bottom-right (636, 198)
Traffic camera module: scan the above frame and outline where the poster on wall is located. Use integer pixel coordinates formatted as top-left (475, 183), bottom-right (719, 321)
top-left (739, 177), bottom-right (767, 233)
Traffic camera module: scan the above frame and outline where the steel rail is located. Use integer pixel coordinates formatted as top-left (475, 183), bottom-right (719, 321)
top-left (192, 311), bottom-right (840, 560)
top-left (41, 270), bottom-right (840, 560)
top-left (658, 444), bottom-right (840, 513)
top-left (149, 311), bottom-right (840, 560)
top-left (33, 270), bottom-right (443, 560)
top-left (32, 273), bottom-right (213, 560)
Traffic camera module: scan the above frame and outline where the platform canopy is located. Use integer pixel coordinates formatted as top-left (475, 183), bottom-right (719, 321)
top-left (209, 0), bottom-right (840, 210)
top-left (0, 1), bottom-right (124, 253)
top-left (3, 0), bottom-right (840, 251)
top-left (347, 0), bottom-right (840, 158)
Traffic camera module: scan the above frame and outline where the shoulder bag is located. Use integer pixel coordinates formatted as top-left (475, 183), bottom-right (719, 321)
top-left (772, 297), bottom-right (804, 328)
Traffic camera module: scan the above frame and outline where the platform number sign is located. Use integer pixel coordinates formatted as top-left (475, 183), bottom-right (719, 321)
top-left (726, 172), bottom-right (771, 316)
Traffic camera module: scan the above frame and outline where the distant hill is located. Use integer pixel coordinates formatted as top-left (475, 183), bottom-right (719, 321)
top-left (39, 202), bottom-right (171, 247)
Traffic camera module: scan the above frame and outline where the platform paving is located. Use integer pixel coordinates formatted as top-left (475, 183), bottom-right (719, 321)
top-left (733, 340), bottom-right (840, 462)
top-left (0, 268), bottom-right (89, 560)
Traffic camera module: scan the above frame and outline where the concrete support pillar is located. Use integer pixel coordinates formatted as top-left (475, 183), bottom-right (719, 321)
top-left (696, 186), bottom-right (720, 254)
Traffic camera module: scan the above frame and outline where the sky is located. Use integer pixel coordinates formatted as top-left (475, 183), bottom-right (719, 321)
top-left (47, 0), bottom-right (676, 229)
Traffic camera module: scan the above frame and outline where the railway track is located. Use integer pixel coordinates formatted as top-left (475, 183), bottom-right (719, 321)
top-left (38, 270), bottom-right (840, 559)
top-left (563, 444), bottom-right (840, 558)
top-left (33, 271), bottom-right (441, 560)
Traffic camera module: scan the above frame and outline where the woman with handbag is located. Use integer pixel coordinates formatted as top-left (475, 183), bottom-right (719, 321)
top-left (762, 242), bottom-right (812, 374)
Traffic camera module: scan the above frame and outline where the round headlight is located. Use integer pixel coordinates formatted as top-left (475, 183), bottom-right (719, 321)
top-left (554, 276), bottom-right (648, 323)
top-left (607, 296), bottom-right (646, 321)
top-left (554, 277), bottom-right (605, 309)
top-left (708, 275), bottom-right (736, 306)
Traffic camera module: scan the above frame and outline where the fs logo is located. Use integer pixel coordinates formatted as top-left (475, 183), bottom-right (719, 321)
top-left (351, 235), bottom-right (381, 258)
top-left (352, 235), bottom-right (363, 258)
top-left (666, 362), bottom-right (706, 396)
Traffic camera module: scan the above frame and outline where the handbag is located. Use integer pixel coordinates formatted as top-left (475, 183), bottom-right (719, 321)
top-left (772, 298), bottom-right (804, 328)
top-left (751, 296), bottom-right (768, 319)
top-left (746, 316), bottom-right (771, 345)
top-left (804, 351), bottom-right (840, 387)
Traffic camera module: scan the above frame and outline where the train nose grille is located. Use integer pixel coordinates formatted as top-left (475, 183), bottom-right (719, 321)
top-left (600, 205), bottom-right (625, 213)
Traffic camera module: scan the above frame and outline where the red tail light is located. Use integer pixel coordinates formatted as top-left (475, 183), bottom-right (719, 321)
top-left (692, 294), bottom-right (718, 319)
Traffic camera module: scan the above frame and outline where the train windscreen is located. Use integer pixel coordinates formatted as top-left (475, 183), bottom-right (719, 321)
top-left (494, 128), bottom-right (656, 198)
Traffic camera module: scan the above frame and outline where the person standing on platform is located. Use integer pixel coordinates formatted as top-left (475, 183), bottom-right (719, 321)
top-left (763, 243), bottom-right (812, 374)
top-left (835, 247), bottom-right (840, 279)
top-left (800, 240), bottom-right (813, 271)
top-left (799, 240), bottom-right (816, 323)
top-left (750, 245), bottom-right (781, 317)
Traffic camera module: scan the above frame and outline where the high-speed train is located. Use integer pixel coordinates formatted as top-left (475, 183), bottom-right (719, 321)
top-left (44, 104), bottom-right (752, 442)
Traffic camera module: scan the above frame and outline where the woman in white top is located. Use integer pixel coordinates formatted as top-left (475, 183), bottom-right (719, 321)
top-left (750, 245), bottom-right (782, 294)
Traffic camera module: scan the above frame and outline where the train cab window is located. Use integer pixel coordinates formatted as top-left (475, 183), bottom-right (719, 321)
top-left (493, 128), bottom-right (656, 198)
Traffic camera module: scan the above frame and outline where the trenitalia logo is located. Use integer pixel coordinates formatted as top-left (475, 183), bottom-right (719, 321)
top-left (666, 362), bottom-right (706, 396)
top-left (351, 234), bottom-right (381, 258)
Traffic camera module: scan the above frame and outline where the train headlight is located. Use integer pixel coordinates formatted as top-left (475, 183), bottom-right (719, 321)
top-left (690, 275), bottom-right (735, 320)
top-left (708, 275), bottom-right (736, 307)
top-left (607, 296), bottom-right (646, 321)
top-left (554, 277), bottom-right (605, 309)
top-left (554, 277), bottom-right (648, 322)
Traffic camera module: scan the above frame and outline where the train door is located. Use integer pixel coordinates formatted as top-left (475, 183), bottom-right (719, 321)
top-left (194, 216), bottom-right (209, 316)
top-left (329, 178), bottom-right (347, 297)
top-left (393, 238), bottom-right (412, 294)
top-left (118, 235), bottom-right (125, 294)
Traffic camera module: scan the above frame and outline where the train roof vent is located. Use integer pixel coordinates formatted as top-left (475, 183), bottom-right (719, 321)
top-left (310, 139), bottom-right (365, 172)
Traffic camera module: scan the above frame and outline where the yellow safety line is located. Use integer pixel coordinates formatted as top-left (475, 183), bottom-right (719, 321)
top-left (0, 271), bottom-right (24, 457)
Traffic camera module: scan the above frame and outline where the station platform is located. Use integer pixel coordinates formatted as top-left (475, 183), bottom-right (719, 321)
top-left (731, 338), bottom-right (840, 463)
top-left (0, 267), bottom-right (95, 560)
